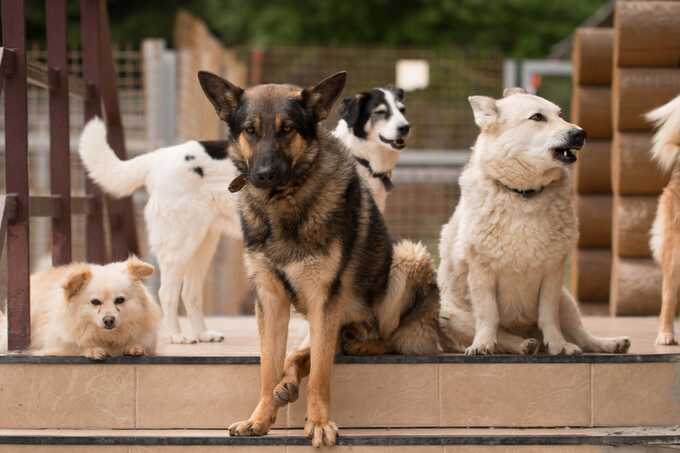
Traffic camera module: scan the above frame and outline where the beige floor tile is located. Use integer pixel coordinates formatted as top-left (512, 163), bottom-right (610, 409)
top-left (135, 364), bottom-right (279, 429)
top-left (439, 364), bottom-right (590, 427)
top-left (287, 364), bottom-right (439, 428)
top-left (0, 364), bottom-right (135, 429)
top-left (592, 363), bottom-right (680, 426)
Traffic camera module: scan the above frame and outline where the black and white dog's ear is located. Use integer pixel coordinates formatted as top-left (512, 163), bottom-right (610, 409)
top-left (302, 71), bottom-right (347, 122)
top-left (338, 93), bottom-right (367, 127)
top-left (197, 71), bottom-right (244, 122)
top-left (394, 87), bottom-right (405, 101)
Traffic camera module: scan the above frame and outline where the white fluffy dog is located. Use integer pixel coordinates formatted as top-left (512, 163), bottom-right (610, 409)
top-left (27, 257), bottom-right (159, 359)
top-left (438, 88), bottom-right (631, 355)
top-left (79, 118), bottom-right (241, 344)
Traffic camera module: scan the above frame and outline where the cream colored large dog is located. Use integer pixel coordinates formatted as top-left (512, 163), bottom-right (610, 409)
top-left (438, 88), bottom-right (631, 355)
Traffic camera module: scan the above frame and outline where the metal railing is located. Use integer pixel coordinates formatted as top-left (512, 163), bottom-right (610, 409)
top-left (0, 0), bottom-right (139, 351)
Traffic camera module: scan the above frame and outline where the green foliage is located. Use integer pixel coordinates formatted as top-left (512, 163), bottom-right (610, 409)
top-left (17, 0), bottom-right (607, 57)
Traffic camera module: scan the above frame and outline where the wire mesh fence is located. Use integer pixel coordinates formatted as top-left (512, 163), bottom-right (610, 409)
top-left (0, 42), bottom-right (502, 314)
top-left (247, 46), bottom-right (503, 150)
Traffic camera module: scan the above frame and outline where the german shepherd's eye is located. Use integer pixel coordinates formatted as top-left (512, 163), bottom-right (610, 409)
top-left (244, 126), bottom-right (256, 135)
top-left (281, 124), bottom-right (293, 134)
top-left (90, 299), bottom-right (102, 306)
top-left (114, 296), bottom-right (125, 305)
top-left (529, 113), bottom-right (546, 122)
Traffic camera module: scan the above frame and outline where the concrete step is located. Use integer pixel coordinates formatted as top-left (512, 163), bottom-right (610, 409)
top-left (0, 427), bottom-right (678, 452)
top-left (0, 316), bottom-right (678, 431)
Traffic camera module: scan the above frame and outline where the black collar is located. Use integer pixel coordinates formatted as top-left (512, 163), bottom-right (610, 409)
top-left (500, 182), bottom-right (544, 199)
top-left (354, 157), bottom-right (394, 192)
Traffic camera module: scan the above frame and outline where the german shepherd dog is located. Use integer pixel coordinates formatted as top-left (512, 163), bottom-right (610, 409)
top-left (198, 71), bottom-right (440, 447)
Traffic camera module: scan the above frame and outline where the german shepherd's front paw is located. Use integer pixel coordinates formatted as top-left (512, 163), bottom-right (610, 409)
top-left (656, 332), bottom-right (676, 346)
top-left (304, 418), bottom-right (338, 448)
top-left (83, 347), bottom-right (108, 360)
top-left (273, 379), bottom-right (299, 405)
top-left (228, 418), bottom-right (271, 437)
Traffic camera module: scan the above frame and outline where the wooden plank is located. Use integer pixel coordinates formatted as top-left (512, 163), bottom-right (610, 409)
top-left (46, 0), bottom-right (72, 266)
top-left (79, 0), bottom-right (107, 264)
top-left (27, 195), bottom-right (95, 218)
top-left (97, 2), bottom-right (139, 260)
top-left (25, 58), bottom-right (86, 97)
top-left (2, 0), bottom-right (31, 351)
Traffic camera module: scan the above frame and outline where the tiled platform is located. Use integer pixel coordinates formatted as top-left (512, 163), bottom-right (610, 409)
top-left (0, 316), bottom-right (678, 431)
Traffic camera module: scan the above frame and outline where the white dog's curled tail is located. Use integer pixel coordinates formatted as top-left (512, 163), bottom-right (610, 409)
top-left (646, 95), bottom-right (680, 173)
top-left (78, 118), bottom-right (156, 198)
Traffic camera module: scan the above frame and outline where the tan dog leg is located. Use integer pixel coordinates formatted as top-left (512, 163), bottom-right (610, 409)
top-left (305, 304), bottom-right (341, 448)
top-left (273, 333), bottom-right (310, 406)
top-left (658, 248), bottom-right (679, 345)
top-left (229, 277), bottom-right (291, 437)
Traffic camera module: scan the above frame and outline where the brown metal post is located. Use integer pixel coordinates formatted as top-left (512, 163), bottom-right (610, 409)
top-left (97, 2), bottom-right (140, 259)
top-left (2, 0), bottom-right (31, 351)
top-left (79, 0), bottom-right (107, 264)
top-left (46, 0), bottom-right (72, 266)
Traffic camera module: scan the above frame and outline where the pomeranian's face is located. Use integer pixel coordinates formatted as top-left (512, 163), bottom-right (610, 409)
top-left (62, 257), bottom-right (154, 332)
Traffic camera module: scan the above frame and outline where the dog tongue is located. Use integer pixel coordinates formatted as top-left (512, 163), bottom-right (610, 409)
top-left (228, 175), bottom-right (248, 193)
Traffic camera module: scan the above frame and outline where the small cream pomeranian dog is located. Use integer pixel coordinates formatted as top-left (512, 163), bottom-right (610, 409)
top-left (11, 256), bottom-right (161, 359)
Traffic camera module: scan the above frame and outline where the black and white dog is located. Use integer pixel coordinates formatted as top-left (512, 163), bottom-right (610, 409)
top-left (334, 87), bottom-right (410, 213)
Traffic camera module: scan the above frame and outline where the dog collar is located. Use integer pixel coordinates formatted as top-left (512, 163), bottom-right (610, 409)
top-left (500, 182), bottom-right (544, 199)
top-left (354, 157), bottom-right (394, 192)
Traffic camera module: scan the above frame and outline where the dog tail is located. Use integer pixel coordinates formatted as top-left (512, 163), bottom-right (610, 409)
top-left (78, 118), bottom-right (156, 198)
top-left (646, 95), bottom-right (680, 173)
top-left (388, 240), bottom-right (443, 354)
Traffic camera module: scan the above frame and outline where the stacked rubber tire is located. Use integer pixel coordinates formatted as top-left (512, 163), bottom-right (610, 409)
top-left (610, 1), bottom-right (680, 315)
top-left (570, 27), bottom-right (614, 308)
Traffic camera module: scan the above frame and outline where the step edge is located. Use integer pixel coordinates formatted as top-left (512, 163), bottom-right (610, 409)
top-left (1, 353), bottom-right (678, 365)
top-left (1, 433), bottom-right (679, 446)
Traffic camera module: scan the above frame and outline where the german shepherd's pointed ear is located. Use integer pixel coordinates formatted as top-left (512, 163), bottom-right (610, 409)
top-left (126, 256), bottom-right (154, 281)
top-left (197, 71), bottom-right (244, 122)
top-left (62, 267), bottom-right (92, 300)
top-left (302, 71), bottom-right (347, 122)
top-left (338, 93), bottom-right (367, 128)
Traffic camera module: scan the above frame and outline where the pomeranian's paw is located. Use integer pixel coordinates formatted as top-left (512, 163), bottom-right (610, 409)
top-left (656, 331), bottom-right (676, 346)
top-left (125, 345), bottom-right (146, 356)
top-left (170, 333), bottom-right (198, 344)
top-left (198, 330), bottom-right (225, 343)
top-left (83, 347), bottom-right (108, 360)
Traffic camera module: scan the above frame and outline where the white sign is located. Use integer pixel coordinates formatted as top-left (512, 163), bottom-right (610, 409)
top-left (396, 59), bottom-right (430, 91)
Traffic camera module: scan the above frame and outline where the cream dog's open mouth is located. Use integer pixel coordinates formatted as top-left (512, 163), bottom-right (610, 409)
top-left (551, 145), bottom-right (581, 164)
